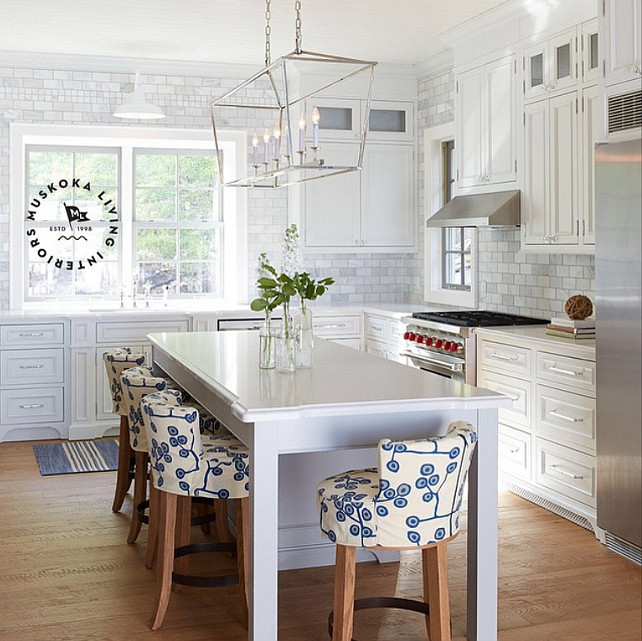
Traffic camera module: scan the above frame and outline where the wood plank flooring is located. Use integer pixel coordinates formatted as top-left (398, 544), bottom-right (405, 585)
top-left (1, 440), bottom-right (640, 641)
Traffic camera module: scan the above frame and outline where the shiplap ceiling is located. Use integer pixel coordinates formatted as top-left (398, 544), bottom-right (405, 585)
top-left (0, 0), bottom-right (511, 67)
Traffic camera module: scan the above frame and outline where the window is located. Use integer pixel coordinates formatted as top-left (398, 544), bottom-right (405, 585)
top-left (11, 125), bottom-right (247, 308)
top-left (424, 123), bottom-right (477, 307)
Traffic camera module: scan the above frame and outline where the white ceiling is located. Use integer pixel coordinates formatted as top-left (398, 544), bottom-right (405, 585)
top-left (0, 0), bottom-right (510, 67)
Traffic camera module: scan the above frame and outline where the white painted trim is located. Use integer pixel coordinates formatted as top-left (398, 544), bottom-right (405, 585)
top-left (423, 122), bottom-right (478, 308)
top-left (9, 123), bottom-right (248, 310)
top-left (415, 48), bottom-right (454, 79)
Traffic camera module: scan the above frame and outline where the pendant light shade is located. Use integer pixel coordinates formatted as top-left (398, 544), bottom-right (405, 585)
top-left (113, 72), bottom-right (165, 120)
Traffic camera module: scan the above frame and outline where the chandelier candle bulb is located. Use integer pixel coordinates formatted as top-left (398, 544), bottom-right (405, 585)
top-left (312, 107), bottom-right (320, 148)
top-left (263, 129), bottom-right (270, 164)
top-left (273, 125), bottom-right (281, 159)
top-left (252, 133), bottom-right (259, 166)
top-left (298, 113), bottom-right (306, 153)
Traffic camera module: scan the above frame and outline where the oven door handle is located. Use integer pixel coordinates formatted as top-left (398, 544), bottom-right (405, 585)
top-left (400, 351), bottom-right (464, 373)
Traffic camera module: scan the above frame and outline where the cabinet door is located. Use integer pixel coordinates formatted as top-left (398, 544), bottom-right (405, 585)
top-left (581, 20), bottom-right (600, 84)
top-left (361, 144), bottom-right (414, 247)
top-left (549, 92), bottom-right (579, 245)
top-left (368, 100), bottom-right (413, 142)
top-left (308, 98), bottom-right (362, 141)
top-left (523, 100), bottom-right (549, 244)
top-left (603, 0), bottom-right (642, 86)
top-left (456, 67), bottom-right (485, 187)
top-left (581, 85), bottom-right (603, 246)
top-left (549, 30), bottom-right (578, 94)
top-left (303, 142), bottom-right (361, 248)
top-left (486, 56), bottom-right (517, 184)
top-left (523, 41), bottom-right (548, 101)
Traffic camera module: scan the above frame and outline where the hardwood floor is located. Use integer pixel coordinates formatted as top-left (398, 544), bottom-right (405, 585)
top-left (1, 440), bottom-right (640, 641)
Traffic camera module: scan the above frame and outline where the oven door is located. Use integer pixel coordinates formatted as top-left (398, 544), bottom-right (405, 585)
top-left (401, 350), bottom-right (466, 383)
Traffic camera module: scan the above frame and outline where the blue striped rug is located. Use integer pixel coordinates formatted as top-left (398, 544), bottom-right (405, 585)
top-left (33, 439), bottom-right (119, 476)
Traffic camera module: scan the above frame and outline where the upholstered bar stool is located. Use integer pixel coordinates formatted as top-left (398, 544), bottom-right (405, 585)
top-left (141, 394), bottom-right (250, 630)
top-left (102, 348), bottom-right (148, 513)
top-left (316, 421), bottom-right (477, 641)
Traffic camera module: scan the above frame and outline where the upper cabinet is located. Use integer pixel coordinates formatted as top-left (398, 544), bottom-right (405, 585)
top-left (456, 54), bottom-right (517, 190)
top-left (602, 0), bottom-right (642, 87)
top-left (581, 19), bottom-right (601, 85)
top-left (523, 28), bottom-right (578, 101)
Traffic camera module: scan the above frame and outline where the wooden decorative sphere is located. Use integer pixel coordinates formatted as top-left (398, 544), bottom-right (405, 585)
top-left (565, 294), bottom-right (593, 320)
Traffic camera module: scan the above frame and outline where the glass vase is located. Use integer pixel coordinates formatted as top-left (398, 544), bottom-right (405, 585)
top-left (259, 311), bottom-right (276, 369)
top-left (295, 304), bottom-right (314, 368)
top-left (276, 303), bottom-right (296, 372)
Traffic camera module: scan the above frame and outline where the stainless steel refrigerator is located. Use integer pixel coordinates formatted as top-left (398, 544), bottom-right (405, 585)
top-left (595, 138), bottom-right (642, 564)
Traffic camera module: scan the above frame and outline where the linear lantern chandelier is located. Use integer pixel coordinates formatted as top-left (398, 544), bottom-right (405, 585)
top-left (209, 0), bottom-right (377, 189)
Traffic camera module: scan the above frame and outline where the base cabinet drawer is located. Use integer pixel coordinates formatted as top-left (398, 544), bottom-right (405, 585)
top-left (365, 315), bottom-right (388, 341)
top-left (479, 340), bottom-right (531, 376)
top-left (498, 423), bottom-right (531, 480)
top-left (96, 320), bottom-right (189, 344)
top-left (535, 438), bottom-right (596, 507)
top-left (365, 338), bottom-right (387, 359)
top-left (1, 387), bottom-right (64, 424)
top-left (537, 352), bottom-right (596, 393)
top-left (0, 349), bottom-right (64, 385)
top-left (478, 369), bottom-right (531, 428)
top-left (0, 323), bottom-right (65, 347)
top-left (536, 384), bottom-right (596, 452)
top-left (313, 314), bottom-right (361, 338)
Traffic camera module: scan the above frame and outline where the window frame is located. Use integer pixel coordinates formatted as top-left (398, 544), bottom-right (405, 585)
top-left (10, 123), bottom-right (247, 310)
top-left (423, 122), bottom-right (478, 308)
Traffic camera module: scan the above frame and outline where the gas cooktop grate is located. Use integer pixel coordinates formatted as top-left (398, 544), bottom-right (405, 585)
top-left (411, 311), bottom-right (549, 327)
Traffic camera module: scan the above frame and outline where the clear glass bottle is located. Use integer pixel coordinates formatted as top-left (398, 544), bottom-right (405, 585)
top-left (276, 302), bottom-right (296, 372)
top-left (259, 310), bottom-right (276, 369)
top-left (295, 303), bottom-right (313, 368)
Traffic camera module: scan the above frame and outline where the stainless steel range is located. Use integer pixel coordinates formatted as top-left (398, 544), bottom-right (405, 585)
top-left (401, 311), bottom-right (548, 384)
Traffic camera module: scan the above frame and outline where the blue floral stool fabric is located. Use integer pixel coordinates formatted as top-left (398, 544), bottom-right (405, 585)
top-left (317, 421), bottom-right (478, 641)
top-left (140, 394), bottom-right (250, 630)
top-left (102, 348), bottom-right (148, 513)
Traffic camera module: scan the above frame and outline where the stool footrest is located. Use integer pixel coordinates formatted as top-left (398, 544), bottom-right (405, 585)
top-left (172, 541), bottom-right (239, 588)
top-left (136, 499), bottom-right (150, 525)
top-left (328, 597), bottom-right (430, 641)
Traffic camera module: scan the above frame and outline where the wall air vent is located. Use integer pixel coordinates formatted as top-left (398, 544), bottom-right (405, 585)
top-left (608, 89), bottom-right (642, 133)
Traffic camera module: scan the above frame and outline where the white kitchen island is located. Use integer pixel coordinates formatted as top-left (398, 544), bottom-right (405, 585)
top-left (148, 331), bottom-right (510, 641)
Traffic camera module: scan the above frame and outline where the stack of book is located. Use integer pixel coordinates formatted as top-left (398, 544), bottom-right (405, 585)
top-left (546, 317), bottom-right (596, 339)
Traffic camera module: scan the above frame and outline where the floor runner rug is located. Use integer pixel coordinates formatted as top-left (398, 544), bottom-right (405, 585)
top-left (33, 439), bottom-right (118, 476)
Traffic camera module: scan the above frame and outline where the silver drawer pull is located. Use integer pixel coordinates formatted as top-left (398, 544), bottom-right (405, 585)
top-left (550, 464), bottom-right (584, 480)
top-left (549, 365), bottom-right (583, 377)
top-left (504, 392), bottom-right (520, 402)
top-left (550, 409), bottom-right (584, 423)
top-left (19, 364), bottom-right (45, 369)
top-left (490, 352), bottom-right (518, 362)
top-left (504, 446), bottom-right (521, 455)
top-left (317, 323), bottom-right (347, 329)
top-left (19, 332), bottom-right (45, 337)
top-left (20, 403), bottom-right (44, 409)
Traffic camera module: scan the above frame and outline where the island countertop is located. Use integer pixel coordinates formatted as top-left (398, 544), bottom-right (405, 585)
top-left (148, 331), bottom-right (510, 423)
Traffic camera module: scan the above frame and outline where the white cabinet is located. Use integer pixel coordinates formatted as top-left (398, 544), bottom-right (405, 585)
top-left (523, 28), bottom-right (578, 101)
top-left (363, 313), bottom-right (407, 364)
top-left (602, 0), bottom-right (642, 87)
top-left (313, 313), bottom-right (361, 350)
top-left (301, 142), bottom-right (414, 251)
top-left (523, 92), bottom-right (580, 247)
top-left (456, 55), bottom-right (517, 189)
top-left (581, 19), bottom-right (601, 84)
top-left (477, 329), bottom-right (597, 531)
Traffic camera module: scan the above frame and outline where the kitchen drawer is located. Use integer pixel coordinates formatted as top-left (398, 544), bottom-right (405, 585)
top-left (498, 423), bottom-right (531, 480)
top-left (0, 387), bottom-right (64, 424)
top-left (536, 352), bottom-right (596, 394)
top-left (536, 384), bottom-right (596, 453)
top-left (365, 338), bottom-right (387, 359)
top-left (479, 340), bottom-right (531, 377)
top-left (96, 320), bottom-right (189, 344)
top-left (1, 323), bottom-right (64, 347)
top-left (314, 314), bottom-right (361, 338)
top-left (0, 349), bottom-right (64, 385)
top-left (389, 320), bottom-right (405, 344)
top-left (535, 438), bottom-right (596, 508)
top-left (365, 315), bottom-right (388, 341)
top-left (478, 369), bottom-right (531, 429)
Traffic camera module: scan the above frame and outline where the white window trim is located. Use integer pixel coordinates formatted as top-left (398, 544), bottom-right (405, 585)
top-left (9, 123), bottom-right (247, 310)
top-left (423, 122), bottom-right (478, 308)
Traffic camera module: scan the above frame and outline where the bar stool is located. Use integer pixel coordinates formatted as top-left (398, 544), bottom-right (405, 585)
top-left (141, 393), bottom-right (250, 630)
top-left (102, 348), bottom-right (148, 513)
top-left (316, 421), bottom-right (477, 641)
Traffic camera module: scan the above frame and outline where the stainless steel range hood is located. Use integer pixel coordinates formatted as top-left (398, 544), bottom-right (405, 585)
top-left (426, 190), bottom-right (520, 228)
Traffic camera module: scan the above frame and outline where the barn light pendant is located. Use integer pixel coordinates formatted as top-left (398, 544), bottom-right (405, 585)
top-left (113, 72), bottom-right (165, 120)
top-left (210, 0), bottom-right (377, 189)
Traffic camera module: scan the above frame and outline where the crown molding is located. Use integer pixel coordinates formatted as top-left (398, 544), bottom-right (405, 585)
top-left (415, 49), bottom-right (454, 79)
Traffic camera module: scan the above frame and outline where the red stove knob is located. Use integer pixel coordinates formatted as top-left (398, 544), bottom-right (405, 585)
top-left (435, 339), bottom-right (443, 349)
top-left (444, 341), bottom-right (452, 351)
top-left (403, 332), bottom-right (410, 340)
top-left (416, 335), bottom-right (425, 344)
top-left (425, 336), bottom-right (433, 346)
top-left (408, 332), bottom-right (415, 341)
top-left (450, 342), bottom-right (460, 352)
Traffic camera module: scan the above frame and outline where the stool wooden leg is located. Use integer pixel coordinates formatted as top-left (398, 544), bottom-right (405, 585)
top-left (127, 451), bottom-right (148, 544)
top-left (145, 484), bottom-right (159, 569)
top-left (111, 415), bottom-right (133, 512)
top-left (174, 496), bottom-right (192, 578)
top-left (422, 542), bottom-right (451, 641)
top-left (195, 500), bottom-right (211, 536)
top-left (151, 492), bottom-right (176, 631)
top-left (214, 499), bottom-right (234, 543)
top-left (235, 497), bottom-right (250, 624)
top-left (332, 544), bottom-right (357, 641)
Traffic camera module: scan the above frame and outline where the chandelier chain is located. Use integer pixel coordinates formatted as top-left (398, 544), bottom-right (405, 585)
top-left (264, 0), bottom-right (272, 66)
top-left (295, 0), bottom-right (302, 54)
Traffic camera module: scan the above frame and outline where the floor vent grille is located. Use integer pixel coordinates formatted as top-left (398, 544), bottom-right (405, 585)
top-left (605, 532), bottom-right (642, 566)
top-left (608, 89), bottom-right (642, 133)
